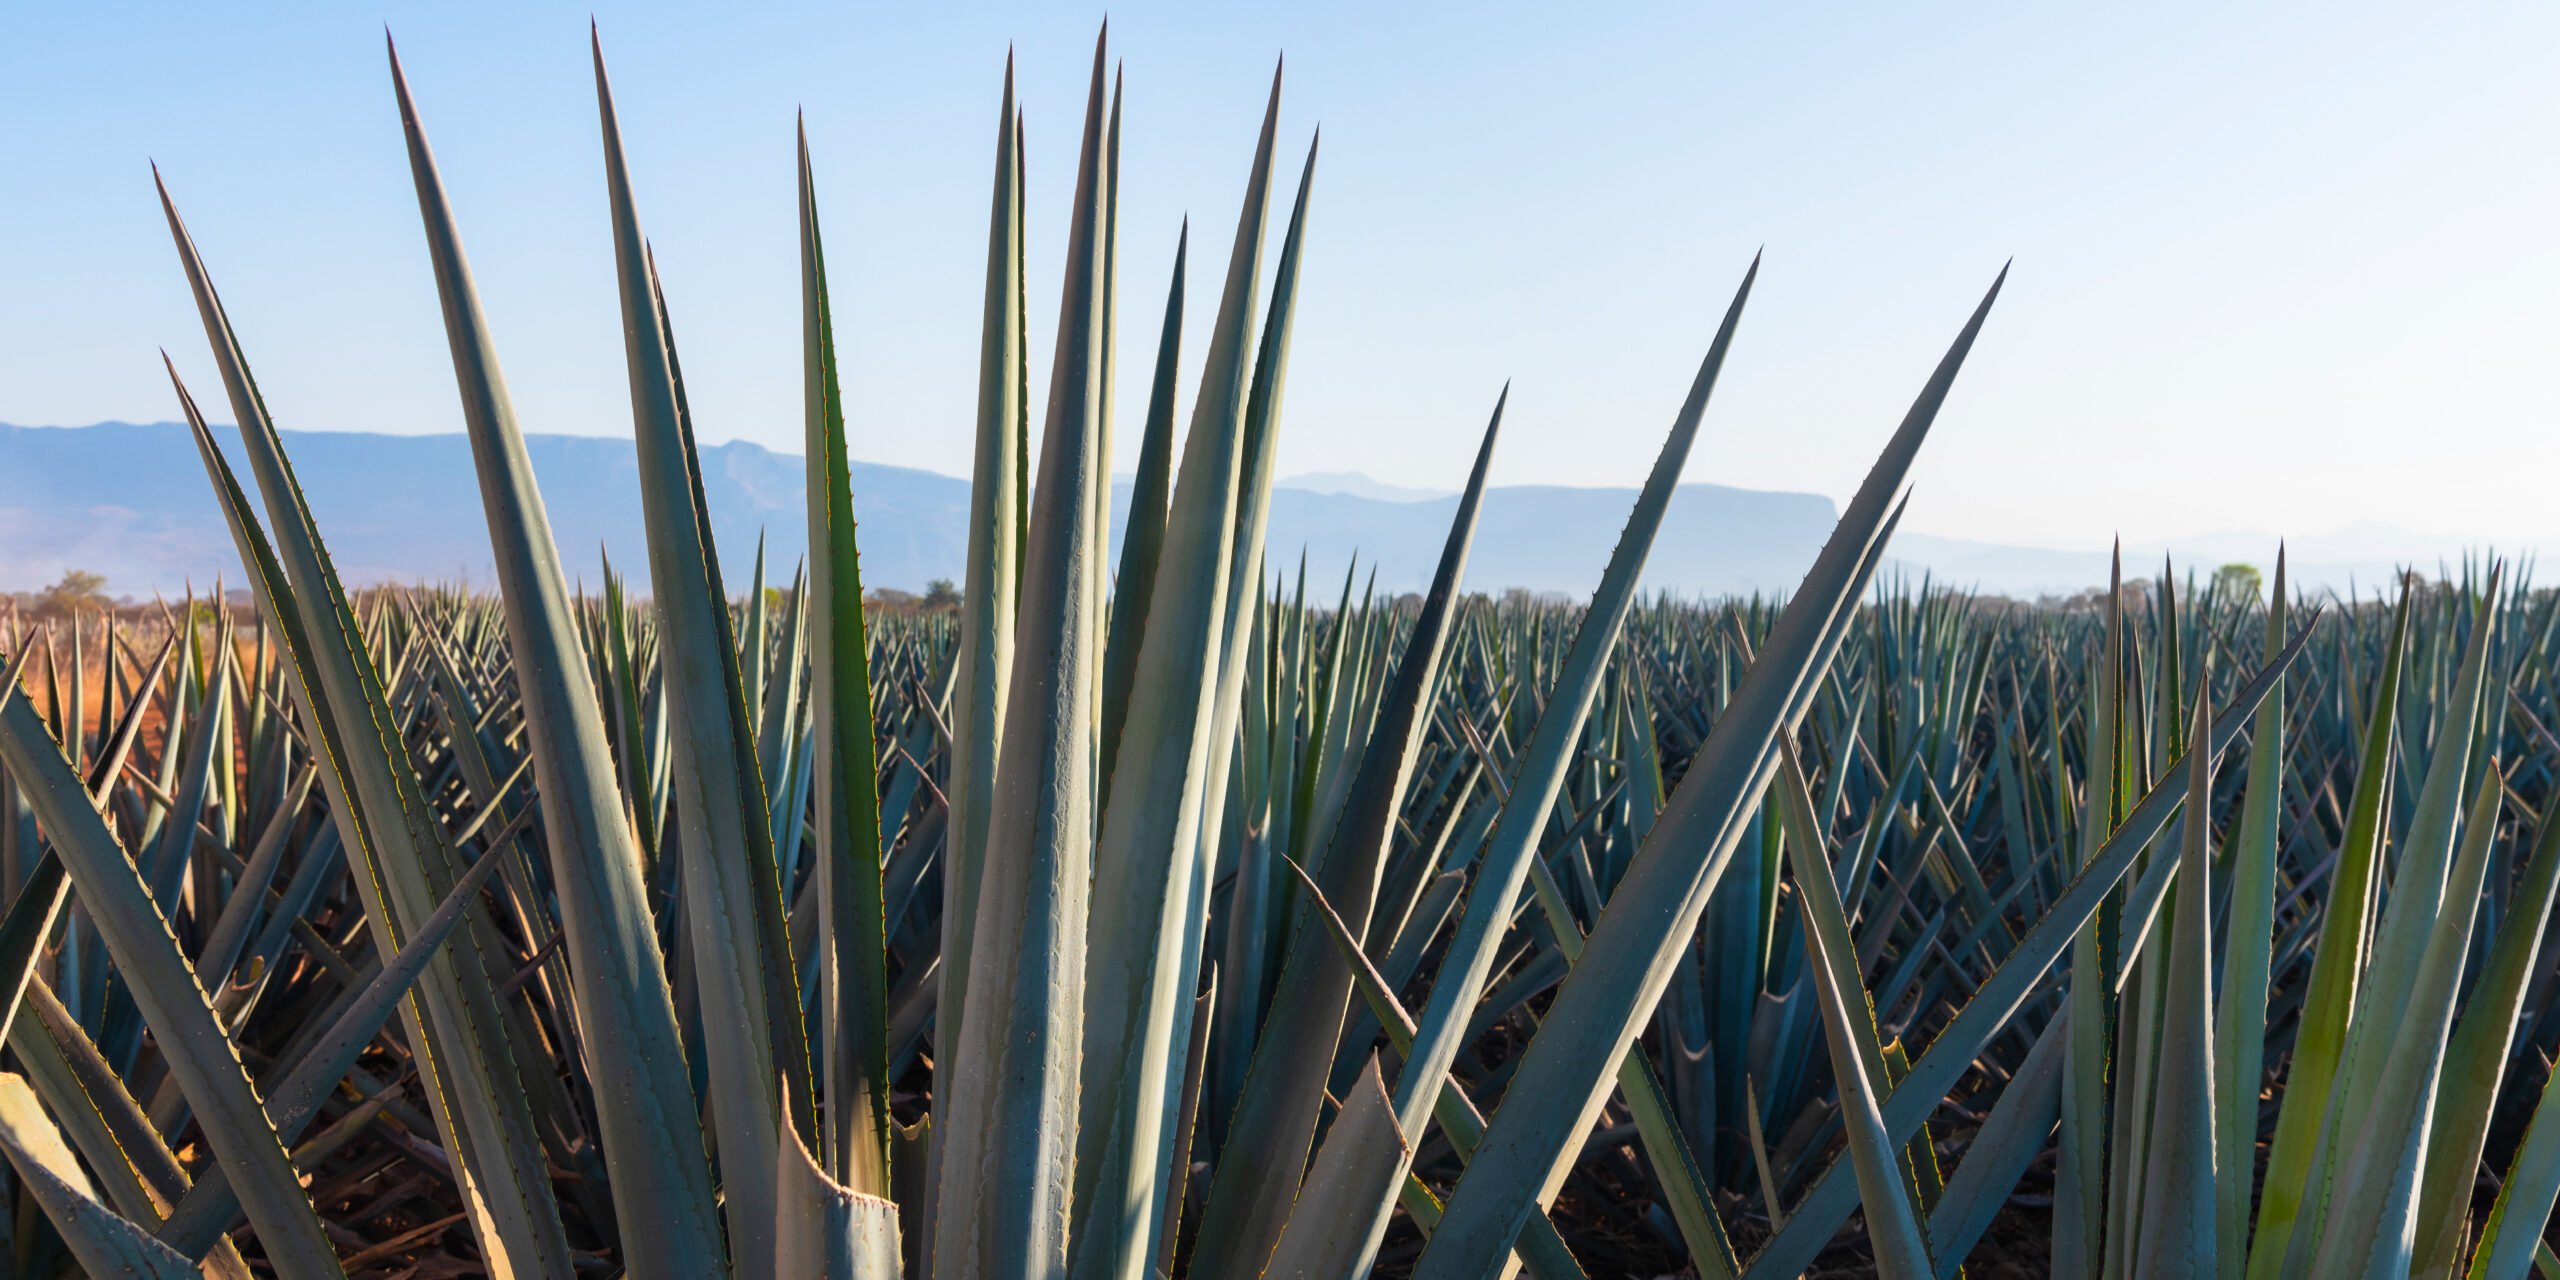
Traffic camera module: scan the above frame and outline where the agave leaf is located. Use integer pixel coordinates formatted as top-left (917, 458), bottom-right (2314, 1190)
top-left (2467, 1039), bottom-right (2560, 1280)
top-left (1621, 1047), bottom-right (1739, 1279)
top-left (1772, 737), bottom-right (1894, 1115)
top-left (1156, 969), bottom-right (1218, 1277)
top-left (193, 765), bottom-right (314, 995)
top-left (934, 65), bottom-right (1026, 1255)
top-left (1348, 254), bottom-right (1757, 1278)
top-left (2057, 545), bottom-right (2125, 1280)
top-left (1179, 125), bottom-right (1321, 1119)
top-left (1095, 224), bottom-right (1188, 806)
top-left (2302, 771), bottom-right (2503, 1277)
top-left (81, 631), bottom-right (172, 805)
top-left (1089, 71), bottom-right (1121, 839)
top-left (1776, 740), bottom-right (1931, 1278)
top-left (1280, 853), bottom-right (1589, 1280)
top-left (2287, 569), bottom-right (2501, 1277)
top-left (1069, 68), bottom-right (1282, 1280)
top-left (1927, 1006), bottom-right (2068, 1276)
top-left (159, 172), bottom-right (571, 1276)
top-left (778, 1091), bottom-right (903, 1279)
top-left (800, 120), bottom-right (893, 1195)
top-left (1744, 610), bottom-right (2318, 1280)
top-left (0, 651), bottom-right (342, 1278)
top-left (2212, 550), bottom-right (2285, 1280)
top-left (141, 627), bottom-right (227, 927)
top-left (0, 849), bottom-right (67, 1051)
top-left (0, 1074), bottom-right (198, 1280)
top-left (12, 981), bottom-right (183, 1231)
top-left (2246, 581), bottom-right (2412, 1280)
top-left (20, 964), bottom-right (264, 1280)
top-left (1195, 360), bottom-right (1489, 1280)
top-left (1261, 1057), bottom-right (1410, 1280)
top-left (394, 55), bottom-right (689, 1155)
top-left (1505, 715), bottom-right (1742, 1279)
top-left (0, 641), bottom-right (33, 718)
top-left (2417, 779), bottom-right (2560, 1276)
top-left (2131, 693), bottom-right (2218, 1278)
top-left (592, 33), bottom-right (810, 1273)
top-left (1417, 267), bottom-right (2004, 1280)
top-left (934, 31), bottom-right (1115, 1280)
top-left (159, 841), bottom-right (506, 1257)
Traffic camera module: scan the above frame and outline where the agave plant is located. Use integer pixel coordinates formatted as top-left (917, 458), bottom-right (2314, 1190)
top-left (5, 19), bottom-right (2560, 1280)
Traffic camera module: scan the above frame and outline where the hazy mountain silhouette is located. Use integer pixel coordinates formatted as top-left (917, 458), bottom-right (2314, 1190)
top-left (0, 421), bottom-right (965, 599)
top-left (0, 421), bottom-right (1842, 601)
top-left (3, 422), bottom-right (2522, 604)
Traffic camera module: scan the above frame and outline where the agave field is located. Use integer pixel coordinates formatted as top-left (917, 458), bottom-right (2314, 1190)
top-left (5, 23), bottom-right (2560, 1280)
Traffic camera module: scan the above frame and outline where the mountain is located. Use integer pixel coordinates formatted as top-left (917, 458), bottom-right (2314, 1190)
top-left (3, 422), bottom-right (2528, 604)
top-left (0, 421), bottom-right (964, 599)
top-left (1257, 482), bottom-right (1836, 598)
top-left (1273, 471), bottom-right (1455, 503)
top-left (1886, 524), bottom-right (2528, 599)
top-left (0, 422), bottom-right (1840, 600)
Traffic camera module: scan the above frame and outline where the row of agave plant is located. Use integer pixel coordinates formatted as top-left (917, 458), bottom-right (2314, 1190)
top-left (1, 21), bottom-right (2558, 1280)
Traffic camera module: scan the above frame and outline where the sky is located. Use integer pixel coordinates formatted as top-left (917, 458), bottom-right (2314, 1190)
top-left (3, 3), bottom-right (2555, 552)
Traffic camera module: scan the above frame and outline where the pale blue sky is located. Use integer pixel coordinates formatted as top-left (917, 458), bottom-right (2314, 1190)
top-left (3, 4), bottom-right (2554, 550)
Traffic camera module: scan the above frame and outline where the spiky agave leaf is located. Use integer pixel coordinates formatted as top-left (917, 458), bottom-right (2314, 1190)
top-left (2131, 692), bottom-right (2218, 1278)
top-left (1244, 390), bottom-right (1503, 1279)
top-left (1389, 255), bottom-right (1758, 1171)
top-left (1093, 225), bottom-right (1187, 809)
top-left (800, 119), bottom-right (894, 1197)
top-left (388, 44), bottom-right (727, 1279)
top-left (2212, 549), bottom-right (2286, 1280)
top-left (2057, 544), bottom-right (2126, 1280)
top-left (159, 179), bottom-right (572, 1275)
top-left (933, 28), bottom-right (1115, 1280)
top-left (2282, 568), bottom-right (2502, 1278)
top-left (1419, 268), bottom-right (2008, 1280)
top-left (591, 32), bottom-right (812, 1275)
top-left (1744, 608), bottom-right (2320, 1280)
top-left (2415, 773), bottom-right (2560, 1276)
top-left (1777, 740), bottom-right (1931, 1277)
top-left (2245, 581), bottom-right (2413, 1280)
top-left (1164, 111), bottom-right (1321, 1238)
top-left (934, 64), bottom-right (1026, 1247)
top-left (777, 1091), bottom-right (902, 1279)
top-left (0, 647), bottom-right (343, 1279)
top-left (1068, 69), bottom-right (1279, 1280)
top-left (2302, 772), bottom-right (2504, 1277)
top-left (0, 1074), bottom-right (199, 1280)
top-left (2467, 1018), bottom-right (2560, 1280)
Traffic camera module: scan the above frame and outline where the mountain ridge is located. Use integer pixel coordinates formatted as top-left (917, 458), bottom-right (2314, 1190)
top-left (0, 421), bottom-right (1835, 600)
top-left (3, 421), bottom-right (2535, 601)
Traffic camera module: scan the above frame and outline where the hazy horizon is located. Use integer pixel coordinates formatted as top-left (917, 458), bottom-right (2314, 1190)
top-left (4, 3), bottom-right (2555, 554)
top-left (3, 418), bottom-right (2533, 606)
